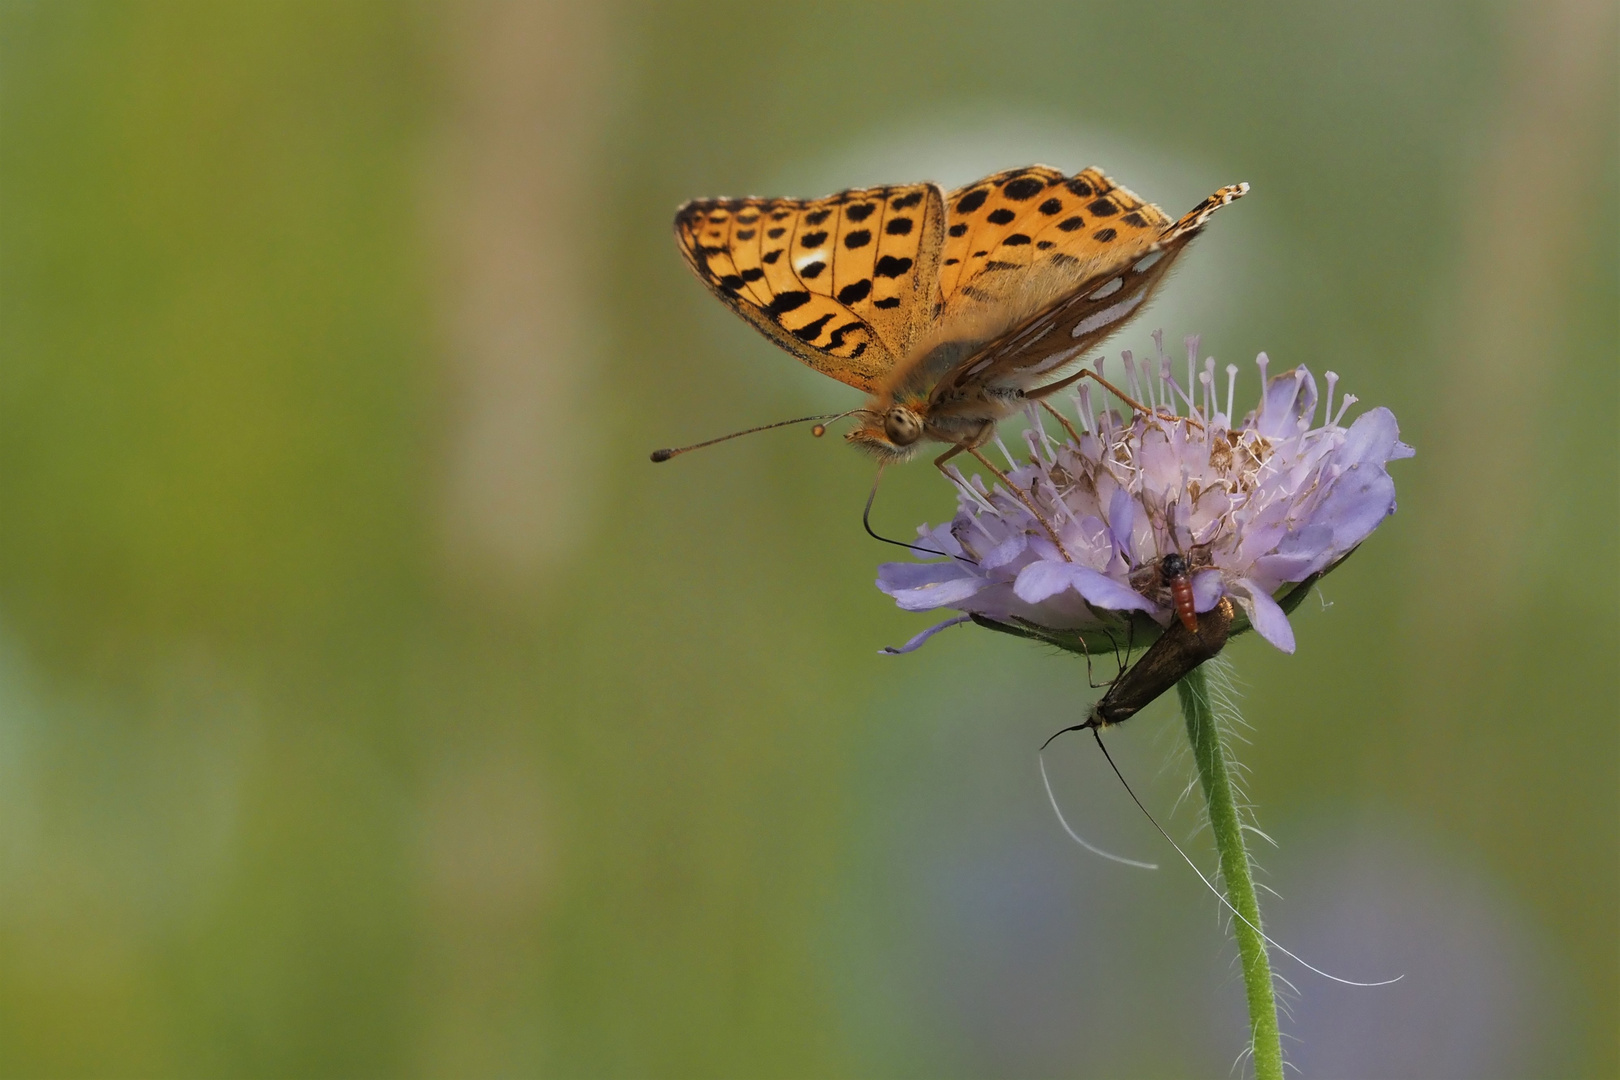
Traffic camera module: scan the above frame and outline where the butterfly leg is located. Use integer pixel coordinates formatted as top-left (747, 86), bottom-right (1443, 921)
top-left (956, 445), bottom-right (1073, 562)
top-left (1030, 369), bottom-right (1199, 429)
top-left (1037, 400), bottom-right (1084, 443)
top-left (932, 444), bottom-right (1067, 556)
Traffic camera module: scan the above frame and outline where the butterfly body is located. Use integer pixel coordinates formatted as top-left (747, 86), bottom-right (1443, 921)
top-left (674, 166), bottom-right (1247, 466)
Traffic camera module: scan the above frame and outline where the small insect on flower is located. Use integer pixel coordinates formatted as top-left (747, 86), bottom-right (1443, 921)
top-left (1129, 546), bottom-right (1212, 633)
top-left (1087, 597), bottom-right (1233, 730)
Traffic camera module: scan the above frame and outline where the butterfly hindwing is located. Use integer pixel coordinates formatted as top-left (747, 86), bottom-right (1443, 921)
top-left (930, 182), bottom-right (1249, 403)
top-left (938, 167), bottom-right (1171, 323)
top-left (674, 183), bottom-right (945, 393)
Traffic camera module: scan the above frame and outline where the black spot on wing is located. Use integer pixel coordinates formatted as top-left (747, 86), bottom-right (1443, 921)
top-left (1001, 176), bottom-right (1044, 200)
top-left (762, 249), bottom-right (782, 264)
top-left (983, 260), bottom-right (1020, 271)
top-left (1093, 228), bottom-right (1117, 242)
top-left (1066, 177), bottom-right (1094, 197)
top-left (769, 290), bottom-right (811, 314)
top-left (891, 191), bottom-right (924, 209)
top-left (1122, 211), bottom-right (1148, 228)
top-left (1057, 216), bottom-right (1084, 232)
top-left (987, 208), bottom-right (1016, 225)
top-left (800, 231), bottom-right (828, 248)
top-left (1087, 198), bottom-right (1119, 217)
top-left (1038, 198), bottom-right (1064, 215)
top-left (766, 227), bottom-right (785, 239)
top-left (1001, 234), bottom-right (1030, 246)
top-left (800, 261), bottom-right (826, 279)
top-left (827, 320), bottom-right (864, 348)
top-left (955, 189), bottom-right (988, 213)
top-left (740, 267), bottom-right (763, 281)
top-left (845, 202), bottom-right (875, 222)
top-left (843, 229), bottom-right (871, 249)
top-left (837, 279), bottom-right (871, 304)
top-left (885, 217), bottom-right (913, 235)
top-left (873, 297), bottom-right (901, 309)
top-left (1050, 253), bottom-right (1079, 267)
top-left (948, 223), bottom-right (968, 237)
top-left (874, 255), bottom-right (913, 278)
top-left (792, 313), bottom-right (833, 341)
top-left (736, 211), bottom-right (759, 224)
top-left (735, 228), bottom-right (755, 240)
top-left (1036, 240), bottom-right (1054, 250)
top-left (805, 208), bottom-right (832, 226)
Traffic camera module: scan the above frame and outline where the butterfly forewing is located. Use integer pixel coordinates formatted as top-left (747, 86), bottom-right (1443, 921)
top-left (674, 183), bottom-right (944, 392)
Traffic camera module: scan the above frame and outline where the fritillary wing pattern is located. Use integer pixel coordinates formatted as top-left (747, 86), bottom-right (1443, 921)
top-left (674, 183), bottom-right (945, 392)
top-left (937, 167), bottom-right (1170, 320)
top-left (929, 179), bottom-right (1249, 403)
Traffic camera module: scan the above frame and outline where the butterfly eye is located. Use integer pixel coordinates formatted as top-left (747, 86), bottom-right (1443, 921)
top-left (883, 407), bottom-right (923, 446)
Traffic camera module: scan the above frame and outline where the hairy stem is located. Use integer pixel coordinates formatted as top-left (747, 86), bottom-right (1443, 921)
top-left (1178, 662), bottom-right (1283, 1080)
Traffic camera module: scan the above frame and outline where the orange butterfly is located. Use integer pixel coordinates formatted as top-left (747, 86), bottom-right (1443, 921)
top-left (666, 165), bottom-right (1245, 481)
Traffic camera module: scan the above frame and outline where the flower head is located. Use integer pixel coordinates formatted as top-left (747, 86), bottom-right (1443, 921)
top-left (876, 334), bottom-right (1413, 654)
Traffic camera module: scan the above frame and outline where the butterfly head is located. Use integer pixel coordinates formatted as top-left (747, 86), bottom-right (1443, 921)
top-left (845, 404), bottom-right (926, 462)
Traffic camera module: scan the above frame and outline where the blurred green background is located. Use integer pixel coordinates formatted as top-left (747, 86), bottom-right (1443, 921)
top-left (2, 2), bottom-right (1615, 1076)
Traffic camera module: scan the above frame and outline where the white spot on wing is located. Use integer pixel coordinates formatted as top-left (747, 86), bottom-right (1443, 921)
top-left (1029, 343), bottom-right (1085, 375)
top-left (1132, 250), bottom-right (1164, 273)
top-left (1088, 277), bottom-right (1123, 299)
top-left (1071, 292), bottom-right (1145, 338)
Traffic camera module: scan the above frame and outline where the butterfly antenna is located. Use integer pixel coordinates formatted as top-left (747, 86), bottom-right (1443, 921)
top-left (1088, 729), bottom-right (1404, 988)
top-left (650, 412), bottom-right (850, 462)
top-left (862, 466), bottom-right (973, 563)
top-left (1038, 749), bottom-right (1158, 869)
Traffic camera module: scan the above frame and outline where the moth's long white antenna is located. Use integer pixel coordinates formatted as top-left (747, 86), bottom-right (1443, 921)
top-left (1038, 750), bottom-right (1158, 870)
top-left (1088, 730), bottom-right (1404, 988)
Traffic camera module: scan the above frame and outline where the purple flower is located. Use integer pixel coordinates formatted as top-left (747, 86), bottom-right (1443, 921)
top-left (876, 335), bottom-right (1413, 654)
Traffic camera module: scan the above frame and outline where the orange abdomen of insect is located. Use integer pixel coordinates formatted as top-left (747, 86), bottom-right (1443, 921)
top-left (1170, 575), bottom-right (1197, 633)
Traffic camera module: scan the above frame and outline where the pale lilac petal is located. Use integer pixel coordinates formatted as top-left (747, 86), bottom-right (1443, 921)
top-left (1258, 366), bottom-right (1312, 437)
top-left (1108, 486), bottom-right (1135, 558)
top-left (1015, 561), bottom-right (1156, 612)
top-left (1338, 406), bottom-right (1404, 467)
top-left (1011, 560), bottom-right (1075, 603)
top-left (880, 615), bottom-right (972, 655)
top-left (980, 529), bottom-right (1029, 570)
top-left (1191, 569), bottom-right (1225, 612)
top-left (1252, 524), bottom-right (1335, 583)
top-left (1317, 466), bottom-right (1398, 553)
top-left (889, 574), bottom-right (990, 612)
top-left (919, 521), bottom-right (965, 558)
top-left (1235, 579), bottom-right (1296, 653)
top-left (876, 561), bottom-right (970, 593)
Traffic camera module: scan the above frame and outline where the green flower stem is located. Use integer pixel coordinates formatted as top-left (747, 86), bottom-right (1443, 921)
top-left (1177, 663), bottom-right (1283, 1080)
